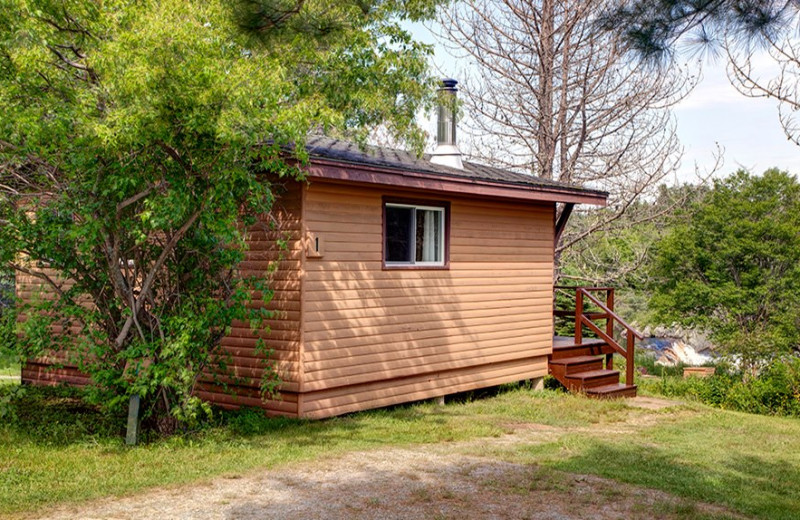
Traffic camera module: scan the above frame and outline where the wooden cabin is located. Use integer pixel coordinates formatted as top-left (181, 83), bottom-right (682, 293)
top-left (21, 135), bottom-right (620, 417)
top-left (21, 81), bottom-right (640, 418)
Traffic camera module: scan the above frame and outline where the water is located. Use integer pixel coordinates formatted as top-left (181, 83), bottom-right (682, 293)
top-left (640, 337), bottom-right (714, 366)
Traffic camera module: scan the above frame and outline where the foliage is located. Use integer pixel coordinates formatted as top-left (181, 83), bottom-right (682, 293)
top-left (0, 270), bottom-right (15, 366)
top-left (601, 0), bottom-right (800, 61)
top-left (649, 169), bottom-right (800, 373)
top-left (639, 357), bottom-right (800, 417)
top-left (0, 0), bottom-right (438, 432)
top-left (0, 384), bottom-right (122, 438)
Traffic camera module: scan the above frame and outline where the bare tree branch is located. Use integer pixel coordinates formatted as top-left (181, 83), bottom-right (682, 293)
top-left (435, 0), bottom-right (698, 282)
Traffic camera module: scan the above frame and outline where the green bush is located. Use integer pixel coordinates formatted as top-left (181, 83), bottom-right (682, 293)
top-left (0, 289), bottom-right (17, 370)
top-left (0, 384), bottom-right (124, 443)
top-left (643, 357), bottom-right (800, 417)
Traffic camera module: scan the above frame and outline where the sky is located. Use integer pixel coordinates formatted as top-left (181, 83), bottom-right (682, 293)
top-left (408, 22), bottom-right (800, 184)
top-left (673, 57), bottom-right (800, 180)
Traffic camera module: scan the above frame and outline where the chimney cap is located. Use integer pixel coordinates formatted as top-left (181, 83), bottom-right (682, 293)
top-left (441, 78), bottom-right (458, 89)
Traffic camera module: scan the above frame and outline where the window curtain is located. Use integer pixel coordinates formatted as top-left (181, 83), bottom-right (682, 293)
top-left (420, 210), bottom-right (439, 262)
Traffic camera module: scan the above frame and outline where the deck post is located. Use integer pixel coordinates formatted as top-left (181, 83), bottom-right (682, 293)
top-left (626, 333), bottom-right (635, 386)
top-left (605, 289), bottom-right (615, 369)
top-left (574, 288), bottom-right (583, 345)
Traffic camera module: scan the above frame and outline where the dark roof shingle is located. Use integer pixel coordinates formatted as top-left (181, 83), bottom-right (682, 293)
top-left (305, 136), bottom-right (604, 197)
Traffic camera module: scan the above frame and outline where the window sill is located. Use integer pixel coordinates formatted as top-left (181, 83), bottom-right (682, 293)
top-left (382, 263), bottom-right (450, 271)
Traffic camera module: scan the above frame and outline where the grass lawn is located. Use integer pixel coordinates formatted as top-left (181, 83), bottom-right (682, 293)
top-left (0, 348), bottom-right (19, 378)
top-left (1, 384), bottom-right (798, 519)
top-left (477, 406), bottom-right (800, 520)
top-left (0, 364), bottom-right (19, 378)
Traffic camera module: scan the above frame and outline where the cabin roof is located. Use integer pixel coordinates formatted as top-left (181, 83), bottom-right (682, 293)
top-left (303, 136), bottom-right (607, 206)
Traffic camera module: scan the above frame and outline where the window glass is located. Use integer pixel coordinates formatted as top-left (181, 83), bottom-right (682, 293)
top-left (385, 205), bottom-right (414, 262)
top-left (385, 203), bottom-right (445, 266)
top-left (415, 209), bottom-right (441, 263)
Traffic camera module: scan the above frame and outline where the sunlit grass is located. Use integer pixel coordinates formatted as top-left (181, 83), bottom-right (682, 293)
top-left (478, 405), bottom-right (800, 520)
top-left (1, 384), bottom-right (798, 519)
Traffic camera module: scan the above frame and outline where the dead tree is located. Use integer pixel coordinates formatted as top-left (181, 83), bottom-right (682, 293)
top-left (435, 0), bottom-right (699, 280)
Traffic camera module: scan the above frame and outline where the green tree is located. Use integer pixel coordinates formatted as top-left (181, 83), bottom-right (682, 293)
top-left (0, 0), bottom-right (438, 432)
top-left (650, 169), bottom-right (800, 375)
top-left (601, 0), bottom-right (800, 60)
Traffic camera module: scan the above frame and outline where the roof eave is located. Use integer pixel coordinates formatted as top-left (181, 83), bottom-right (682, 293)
top-left (304, 158), bottom-right (608, 206)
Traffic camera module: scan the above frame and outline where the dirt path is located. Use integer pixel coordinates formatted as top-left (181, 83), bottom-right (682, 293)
top-left (33, 398), bottom-right (746, 520)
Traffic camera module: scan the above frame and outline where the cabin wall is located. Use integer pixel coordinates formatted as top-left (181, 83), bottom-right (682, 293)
top-left (18, 270), bottom-right (88, 386)
top-left (185, 181), bottom-right (305, 416)
top-left (19, 182), bottom-right (305, 417)
top-left (298, 180), bottom-right (555, 419)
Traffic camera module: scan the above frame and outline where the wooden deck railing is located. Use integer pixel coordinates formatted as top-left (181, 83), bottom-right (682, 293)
top-left (554, 286), bottom-right (643, 386)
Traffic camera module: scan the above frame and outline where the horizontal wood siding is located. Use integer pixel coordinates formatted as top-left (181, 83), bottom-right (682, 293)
top-left (202, 180), bottom-right (303, 415)
top-left (18, 182), bottom-right (303, 417)
top-left (16, 267), bottom-right (89, 387)
top-left (302, 358), bottom-right (546, 419)
top-left (300, 181), bottom-right (554, 417)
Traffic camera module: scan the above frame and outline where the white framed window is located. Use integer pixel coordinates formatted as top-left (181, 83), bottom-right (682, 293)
top-left (383, 200), bottom-right (448, 268)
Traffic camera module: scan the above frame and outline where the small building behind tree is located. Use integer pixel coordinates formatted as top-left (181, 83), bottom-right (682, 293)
top-left (20, 80), bottom-right (635, 419)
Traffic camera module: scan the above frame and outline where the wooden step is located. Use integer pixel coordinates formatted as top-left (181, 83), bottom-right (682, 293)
top-left (585, 383), bottom-right (638, 399)
top-left (551, 337), bottom-right (614, 360)
top-left (548, 355), bottom-right (604, 379)
top-left (565, 369), bottom-right (620, 390)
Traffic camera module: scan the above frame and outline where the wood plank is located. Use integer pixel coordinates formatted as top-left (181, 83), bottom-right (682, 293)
top-left (203, 363), bottom-right (300, 381)
top-left (227, 328), bottom-right (300, 342)
top-left (300, 277), bottom-right (551, 293)
top-left (194, 387), bottom-right (299, 415)
top-left (304, 335), bottom-right (551, 371)
top-left (214, 353), bottom-right (299, 369)
top-left (303, 297), bottom-right (549, 316)
top-left (219, 336), bottom-right (300, 350)
top-left (238, 260), bottom-right (302, 270)
top-left (229, 318), bottom-right (300, 330)
top-left (305, 318), bottom-right (552, 346)
top-left (304, 314), bottom-right (553, 343)
top-left (301, 351), bottom-right (548, 391)
top-left (302, 285), bottom-right (550, 302)
top-left (199, 373), bottom-right (300, 392)
top-left (303, 344), bottom-right (553, 386)
top-left (304, 306), bottom-right (547, 333)
top-left (302, 261), bottom-right (551, 271)
top-left (307, 184), bottom-right (554, 215)
top-left (302, 269), bottom-right (553, 282)
top-left (304, 328), bottom-right (552, 361)
top-left (300, 356), bottom-right (548, 417)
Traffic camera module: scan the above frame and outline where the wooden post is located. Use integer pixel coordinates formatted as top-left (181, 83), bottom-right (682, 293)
top-left (575, 288), bottom-right (583, 345)
top-left (605, 289), bottom-right (615, 370)
top-left (554, 203), bottom-right (575, 249)
top-left (125, 394), bottom-right (141, 446)
top-left (626, 333), bottom-right (635, 387)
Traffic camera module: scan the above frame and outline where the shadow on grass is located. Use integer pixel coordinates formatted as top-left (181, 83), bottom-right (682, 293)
top-left (0, 381), bottom-right (522, 448)
top-left (549, 441), bottom-right (800, 520)
top-left (0, 385), bottom-right (126, 444)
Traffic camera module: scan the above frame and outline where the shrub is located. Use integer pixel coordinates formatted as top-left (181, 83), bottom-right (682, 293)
top-left (0, 286), bottom-right (17, 369)
top-left (643, 357), bottom-right (800, 417)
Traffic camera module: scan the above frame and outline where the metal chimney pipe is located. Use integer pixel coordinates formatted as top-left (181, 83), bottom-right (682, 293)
top-left (430, 78), bottom-right (463, 169)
